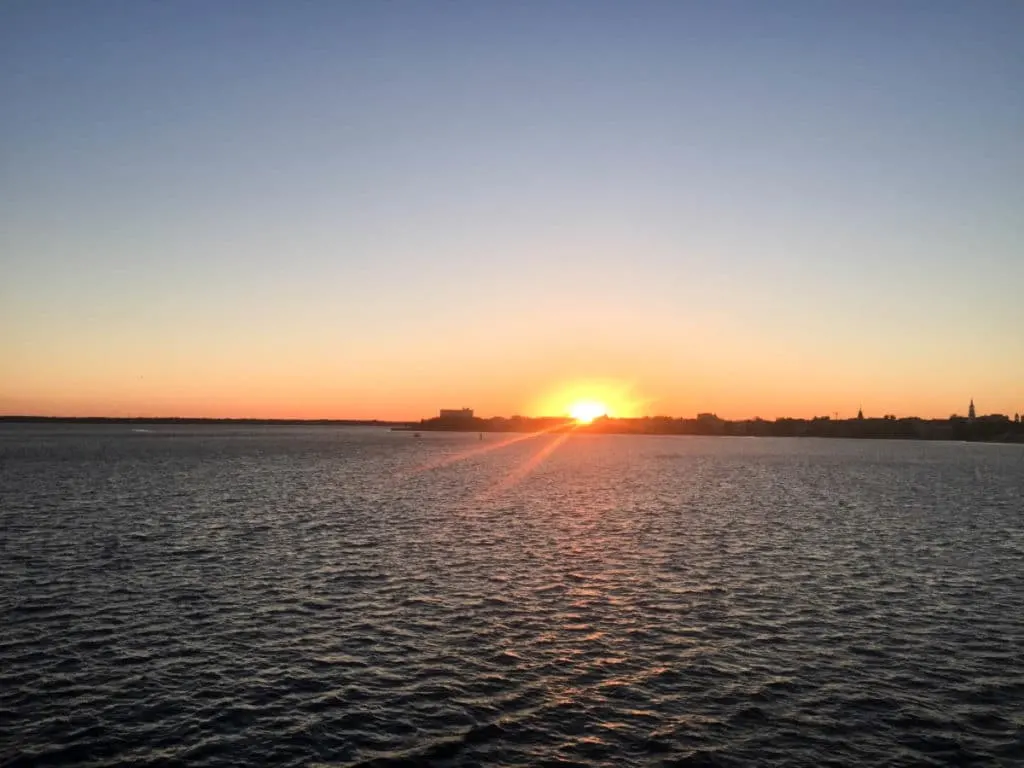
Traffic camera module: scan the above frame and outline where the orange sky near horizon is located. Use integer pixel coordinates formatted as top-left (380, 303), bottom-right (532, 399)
top-left (4, 288), bottom-right (1021, 421)
top-left (4, 274), bottom-right (1021, 421)
top-left (3, 347), bottom-right (1019, 421)
top-left (4, 274), bottom-right (1020, 422)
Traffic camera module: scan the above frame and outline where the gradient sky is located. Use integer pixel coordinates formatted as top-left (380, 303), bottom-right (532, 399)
top-left (2, 1), bottom-right (1022, 419)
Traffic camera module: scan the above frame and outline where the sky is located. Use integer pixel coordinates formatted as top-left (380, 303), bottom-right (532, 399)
top-left (2, 1), bottom-right (1022, 420)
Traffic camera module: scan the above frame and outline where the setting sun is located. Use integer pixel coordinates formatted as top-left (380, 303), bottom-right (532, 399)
top-left (530, 379), bottom-right (642, 422)
top-left (569, 400), bottom-right (608, 424)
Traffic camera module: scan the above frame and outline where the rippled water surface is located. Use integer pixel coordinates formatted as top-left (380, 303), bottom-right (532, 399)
top-left (2, 426), bottom-right (1023, 767)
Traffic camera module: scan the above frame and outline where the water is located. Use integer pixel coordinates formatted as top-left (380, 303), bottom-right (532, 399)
top-left (2, 426), bottom-right (1023, 767)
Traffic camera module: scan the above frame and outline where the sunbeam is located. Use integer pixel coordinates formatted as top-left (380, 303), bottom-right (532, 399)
top-left (402, 421), bottom-right (569, 478)
top-left (477, 426), bottom-right (577, 501)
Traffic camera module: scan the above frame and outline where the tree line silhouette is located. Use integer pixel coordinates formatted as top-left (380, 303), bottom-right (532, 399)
top-left (413, 411), bottom-right (1024, 443)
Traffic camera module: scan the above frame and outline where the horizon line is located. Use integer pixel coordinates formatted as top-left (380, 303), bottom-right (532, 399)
top-left (1, 411), bottom-right (1014, 423)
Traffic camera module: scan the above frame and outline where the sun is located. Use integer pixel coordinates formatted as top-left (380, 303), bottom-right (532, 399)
top-left (569, 400), bottom-right (608, 424)
top-left (532, 379), bottom-right (640, 422)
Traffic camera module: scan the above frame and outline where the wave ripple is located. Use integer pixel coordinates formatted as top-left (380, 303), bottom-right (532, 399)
top-left (2, 426), bottom-right (1023, 767)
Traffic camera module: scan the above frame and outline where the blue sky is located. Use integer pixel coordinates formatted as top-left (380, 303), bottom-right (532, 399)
top-left (2, 2), bottom-right (1022, 418)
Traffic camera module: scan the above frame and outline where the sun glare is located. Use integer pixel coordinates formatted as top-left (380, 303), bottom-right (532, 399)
top-left (533, 379), bottom-right (641, 422)
top-left (569, 400), bottom-right (608, 424)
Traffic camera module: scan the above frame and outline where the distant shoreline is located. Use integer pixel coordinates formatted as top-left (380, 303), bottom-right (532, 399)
top-left (399, 413), bottom-right (1024, 444)
top-left (3, 414), bottom-right (1022, 444)
top-left (394, 424), bottom-right (1024, 444)
top-left (0, 416), bottom-right (410, 427)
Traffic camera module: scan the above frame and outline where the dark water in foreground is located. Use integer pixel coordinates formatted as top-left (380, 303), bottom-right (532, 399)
top-left (2, 426), bottom-right (1023, 767)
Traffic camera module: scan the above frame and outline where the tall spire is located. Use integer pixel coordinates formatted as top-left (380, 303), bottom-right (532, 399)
top-left (968, 398), bottom-right (976, 420)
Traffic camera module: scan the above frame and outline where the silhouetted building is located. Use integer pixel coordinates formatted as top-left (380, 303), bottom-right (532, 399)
top-left (857, 407), bottom-right (864, 420)
top-left (439, 408), bottom-right (474, 420)
top-left (968, 399), bottom-right (976, 421)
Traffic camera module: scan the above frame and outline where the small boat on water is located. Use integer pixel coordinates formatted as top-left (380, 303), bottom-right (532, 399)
top-left (413, 432), bottom-right (422, 439)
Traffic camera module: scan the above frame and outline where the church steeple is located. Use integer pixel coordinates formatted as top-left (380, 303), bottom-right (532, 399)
top-left (857, 406), bottom-right (864, 420)
top-left (968, 398), bottom-right (976, 420)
